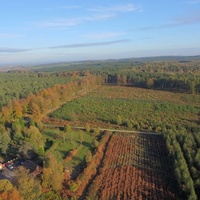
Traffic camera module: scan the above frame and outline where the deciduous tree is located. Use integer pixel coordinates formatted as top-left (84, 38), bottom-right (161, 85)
top-left (15, 166), bottom-right (41, 200)
top-left (42, 153), bottom-right (64, 191)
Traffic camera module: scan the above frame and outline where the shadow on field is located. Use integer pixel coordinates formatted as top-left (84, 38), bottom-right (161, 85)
top-left (82, 141), bottom-right (92, 149)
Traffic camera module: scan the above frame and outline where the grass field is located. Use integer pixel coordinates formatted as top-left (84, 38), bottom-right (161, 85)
top-left (43, 128), bottom-right (95, 171)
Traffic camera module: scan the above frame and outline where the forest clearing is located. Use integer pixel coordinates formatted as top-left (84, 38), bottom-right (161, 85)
top-left (50, 85), bottom-right (199, 131)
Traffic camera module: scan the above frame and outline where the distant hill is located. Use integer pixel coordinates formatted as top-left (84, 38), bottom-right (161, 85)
top-left (1, 55), bottom-right (200, 72)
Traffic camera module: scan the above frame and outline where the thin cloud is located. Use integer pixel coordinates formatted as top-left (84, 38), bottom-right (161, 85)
top-left (0, 33), bottom-right (24, 39)
top-left (37, 4), bottom-right (141, 29)
top-left (0, 40), bottom-right (130, 53)
top-left (45, 5), bottom-right (81, 10)
top-left (174, 10), bottom-right (200, 25)
top-left (136, 10), bottom-right (200, 31)
top-left (38, 18), bottom-right (79, 28)
top-left (184, 0), bottom-right (200, 5)
top-left (37, 14), bottom-right (116, 28)
top-left (0, 47), bottom-right (31, 53)
top-left (85, 13), bottom-right (116, 21)
top-left (49, 39), bottom-right (130, 49)
top-left (84, 32), bottom-right (126, 40)
top-left (88, 4), bottom-right (142, 13)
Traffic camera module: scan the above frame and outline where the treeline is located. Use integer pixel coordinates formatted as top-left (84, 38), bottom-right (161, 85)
top-left (165, 128), bottom-right (200, 200)
top-left (101, 60), bottom-right (200, 94)
top-left (1, 73), bottom-right (101, 141)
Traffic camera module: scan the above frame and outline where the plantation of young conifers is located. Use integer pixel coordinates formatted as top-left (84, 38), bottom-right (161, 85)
top-left (0, 59), bottom-right (199, 200)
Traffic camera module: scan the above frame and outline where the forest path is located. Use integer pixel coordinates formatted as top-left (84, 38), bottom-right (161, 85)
top-left (43, 124), bottom-right (162, 136)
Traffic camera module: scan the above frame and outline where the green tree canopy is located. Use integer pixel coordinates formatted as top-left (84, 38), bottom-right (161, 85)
top-left (0, 180), bottom-right (13, 192)
top-left (0, 125), bottom-right (11, 155)
top-left (15, 166), bottom-right (41, 200)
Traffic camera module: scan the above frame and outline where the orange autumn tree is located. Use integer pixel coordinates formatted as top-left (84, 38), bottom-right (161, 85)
top-left (42, 153), bottom-right (64, 192)
top-left (0, 179), bottom-right (22, 200)
top-left (12, 100), bottom-right (23, 119)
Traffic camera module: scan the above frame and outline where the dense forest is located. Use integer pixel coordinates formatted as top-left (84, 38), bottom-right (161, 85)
top-left (101, 60), bottom-right (200, 94)
top-left (0, 57), bottom-right (199, 199)
top-left (0, 71), bottom-right (77, 107)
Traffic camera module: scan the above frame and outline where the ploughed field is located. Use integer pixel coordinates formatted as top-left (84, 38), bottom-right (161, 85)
top-left (85, 132), bottom-right (179, 200)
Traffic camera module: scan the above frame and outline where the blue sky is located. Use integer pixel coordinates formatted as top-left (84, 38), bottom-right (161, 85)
top-left (0, 0), bottom-right (200, 66)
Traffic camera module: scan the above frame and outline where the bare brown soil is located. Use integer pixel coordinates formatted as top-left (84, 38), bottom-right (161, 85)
top-left (85, 132), bottom-right (179, 200)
